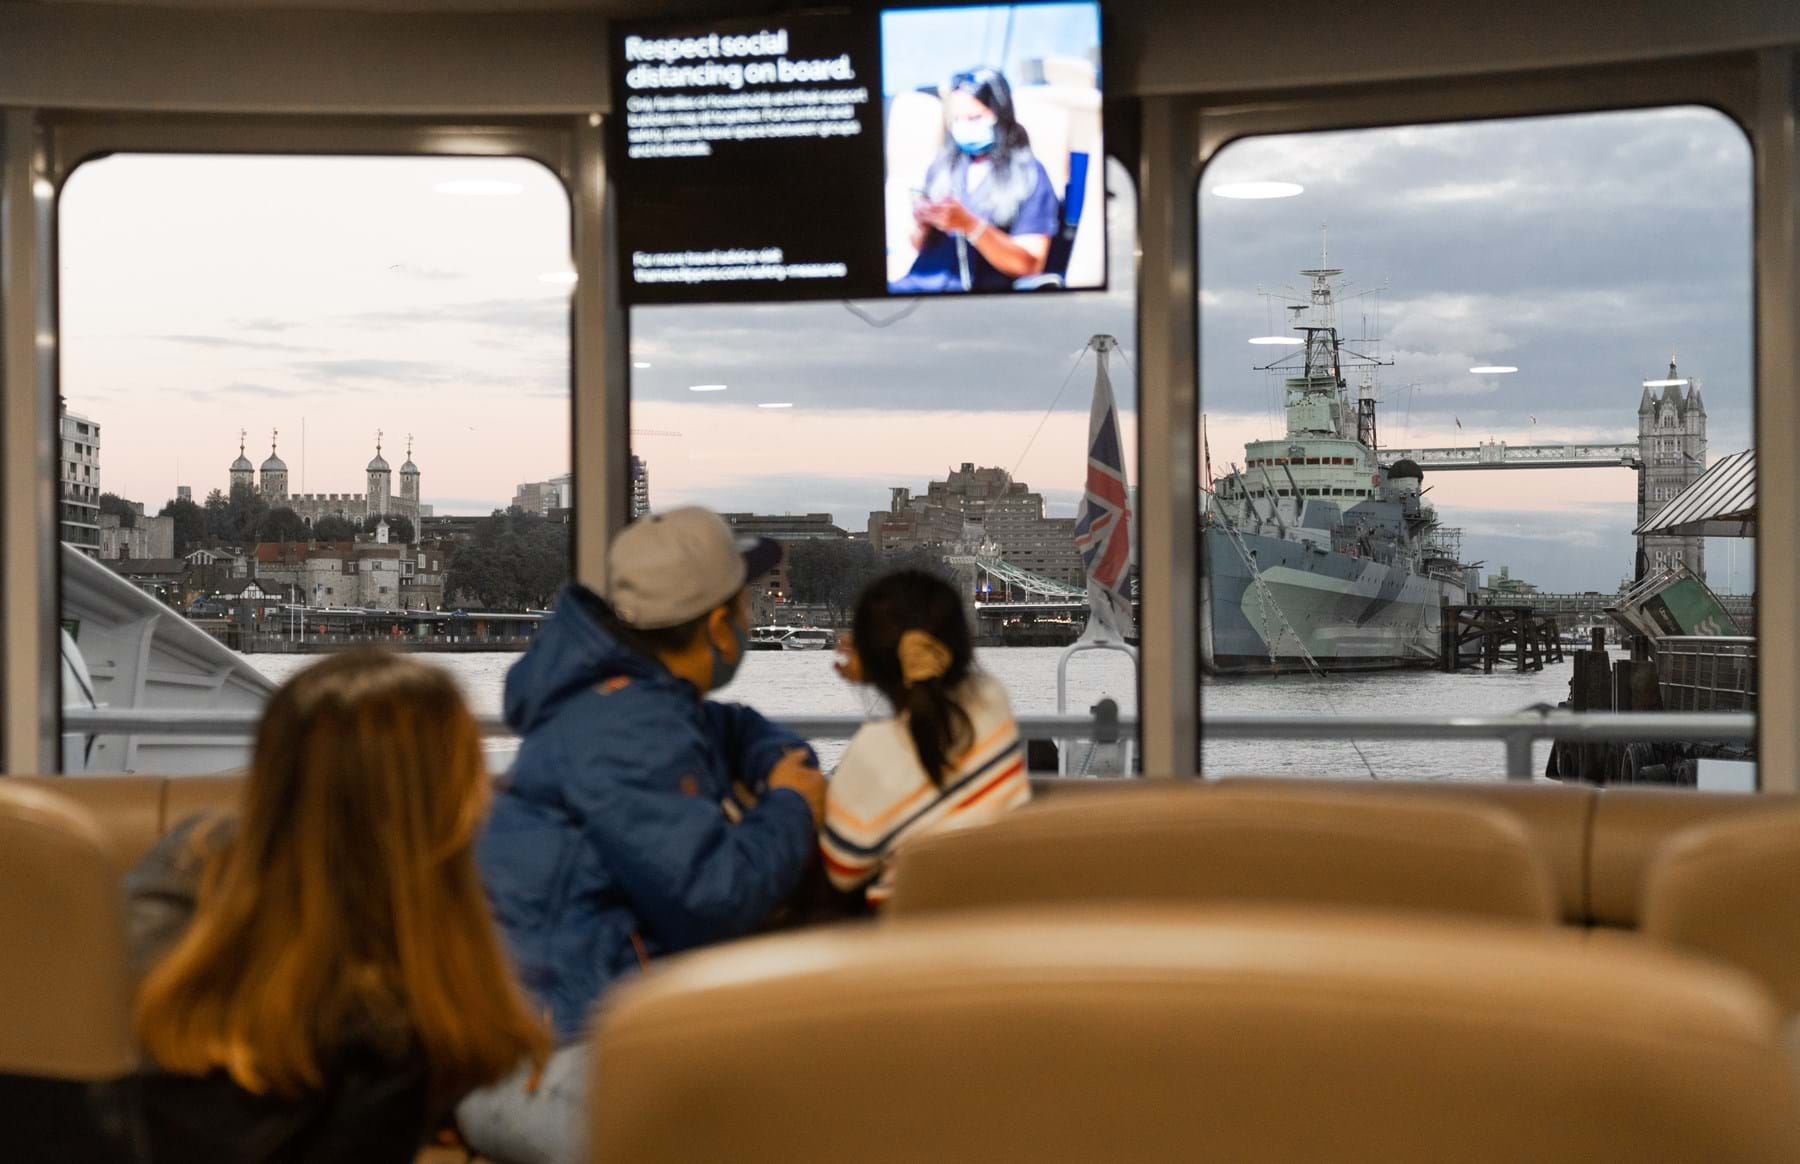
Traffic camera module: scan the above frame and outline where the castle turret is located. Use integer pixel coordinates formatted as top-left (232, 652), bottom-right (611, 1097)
top-left (367, 431), bottom-right (392, 516)
top-left (260, 429), bottom-right (288, 501)
top-left (229, 429), bottom-right (255, 494)
top-left (399, 433), bottom-right (420, 511)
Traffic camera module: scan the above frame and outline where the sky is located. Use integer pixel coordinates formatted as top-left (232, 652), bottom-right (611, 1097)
top-left (59, 103), bottom-right (1753, 594)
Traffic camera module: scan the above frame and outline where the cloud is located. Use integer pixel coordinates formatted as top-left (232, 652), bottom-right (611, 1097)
top-left (230, 317), bottom-right (298, 333)
top-left (385, 264), bottom-right (464, 282)
top-left (345, 297), bottom-right (569, 335)
top-left (153, 333), bottom-right (315, 353)
top-left (293, 358), bottom-right (456, 385)
top-left (218, 382), bottom-right (288, 397)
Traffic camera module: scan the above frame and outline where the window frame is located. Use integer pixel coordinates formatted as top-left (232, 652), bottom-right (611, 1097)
top-left (3, 112), bottom-right (629, 772)
top-left (1173, 50), bottom-right (1794, 787)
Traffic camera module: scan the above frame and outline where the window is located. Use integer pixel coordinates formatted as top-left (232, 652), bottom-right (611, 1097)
top-left (58, 155), bottom-right (573, 772)
top-left (629, 158), bottom-right (1139, 772)
top-left (1199, 107), bottom-right (1753, 786)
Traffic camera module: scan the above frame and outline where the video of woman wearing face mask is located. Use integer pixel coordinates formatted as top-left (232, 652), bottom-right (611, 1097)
top-left (881, 4), bottom-right (1104, 295)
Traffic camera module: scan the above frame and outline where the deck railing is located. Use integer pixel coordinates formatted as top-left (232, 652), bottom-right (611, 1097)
top-left (1654, 636), bottom-right (1757, 713)
top-left (62, 707), bottom-right (1755, 783)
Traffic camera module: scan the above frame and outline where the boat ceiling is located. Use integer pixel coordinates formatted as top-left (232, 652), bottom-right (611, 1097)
top-left (1, 1), bottom-right (1797, 116)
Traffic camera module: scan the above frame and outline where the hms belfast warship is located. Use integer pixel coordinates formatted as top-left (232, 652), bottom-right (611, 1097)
top-left (1202, 259), bottom-right (1470, 675)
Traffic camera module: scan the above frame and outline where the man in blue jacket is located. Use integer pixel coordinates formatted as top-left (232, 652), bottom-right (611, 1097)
top-left (458, 506), bottom-right (825, 1164)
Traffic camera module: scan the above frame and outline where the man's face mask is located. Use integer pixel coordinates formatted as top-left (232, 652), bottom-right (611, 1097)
top-left (708, 614), bottom-right (749, 690)
top-left (951, 117), bottom-right (997, 156)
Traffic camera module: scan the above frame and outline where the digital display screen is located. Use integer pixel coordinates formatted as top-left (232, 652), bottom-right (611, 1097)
top-left (610, 2), bottom-right (1104, 305)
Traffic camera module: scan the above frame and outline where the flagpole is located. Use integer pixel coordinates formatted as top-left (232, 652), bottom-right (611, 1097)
top-left (1058, 334), bottom-right (1138, 776)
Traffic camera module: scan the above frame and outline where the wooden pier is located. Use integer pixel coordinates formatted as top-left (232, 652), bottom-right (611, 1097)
top-left (1440, 604), bottom-right (1564, 672)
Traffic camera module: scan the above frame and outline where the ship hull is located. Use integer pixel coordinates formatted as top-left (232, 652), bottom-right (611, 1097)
top-left (1202, 526), bottom-right (1463, 675)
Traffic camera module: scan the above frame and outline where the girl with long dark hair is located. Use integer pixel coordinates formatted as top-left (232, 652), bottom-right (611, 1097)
top-left (821, 570), bottom-right (1030, 903)
top-left (891, 67), bottom-right (1062, 293)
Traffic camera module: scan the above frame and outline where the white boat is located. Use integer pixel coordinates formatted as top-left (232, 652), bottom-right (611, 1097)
top-left (749, 625), bottom-right (795, 651)
top-left (779, 627), bottom-right (835, 651)
top-left (61, 543), bottom-right (276, 774)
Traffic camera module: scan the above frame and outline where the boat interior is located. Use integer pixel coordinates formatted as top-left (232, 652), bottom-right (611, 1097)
top-left (4, 0), bottom-right (1800, 1159)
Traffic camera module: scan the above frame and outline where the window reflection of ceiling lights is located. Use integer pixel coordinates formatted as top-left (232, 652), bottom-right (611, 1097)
top-left (1211, 181), bottom-right (1304, 199)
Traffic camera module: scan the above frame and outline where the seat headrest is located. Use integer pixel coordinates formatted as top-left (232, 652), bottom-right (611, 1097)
top-left (593, 908), bottom-right (1799, 1163)
top-left (1643, 806), bottom-right (1800, 1011)
top-left (885, 784), bottom-right (1558, 924)
top-left (0, 782), bottom-right (136, 1079)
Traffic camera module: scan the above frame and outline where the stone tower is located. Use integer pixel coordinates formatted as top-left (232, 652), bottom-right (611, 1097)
top-left (259, 429), bottom-right (288, 502)
top-left (366, 431), bottom-right (392, 516)
top-left (1636, 359), bottom-right (1706, 578)
top-left (399, 433), bottom-right (420, 513)
top-left (229, 429), bottom-right (255, 495)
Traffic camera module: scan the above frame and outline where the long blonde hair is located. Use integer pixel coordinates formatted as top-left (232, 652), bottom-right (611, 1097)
top-left (135, 649), bottom-right (548, 1099)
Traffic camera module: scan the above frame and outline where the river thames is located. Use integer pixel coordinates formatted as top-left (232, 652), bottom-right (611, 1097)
top-left (242, 646), bottom-right (1574, 779)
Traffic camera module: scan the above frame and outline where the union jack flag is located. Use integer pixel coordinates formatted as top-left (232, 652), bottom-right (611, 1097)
top-left (1073, 350), bottom-right (1134, 641)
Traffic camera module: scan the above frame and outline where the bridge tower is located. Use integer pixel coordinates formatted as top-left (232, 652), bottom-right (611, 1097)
top-left (1636, 359), bottom-right (1706, 578)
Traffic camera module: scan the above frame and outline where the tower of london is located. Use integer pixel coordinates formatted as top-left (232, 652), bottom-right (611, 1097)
top-left (229, 429), bottom-right (427, 526)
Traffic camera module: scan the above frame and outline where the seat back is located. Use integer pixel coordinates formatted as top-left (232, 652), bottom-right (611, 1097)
top-left (1214, 776), bottom-right (1593, 921)
top-left (0, 781), bottom-right (145, 1161)
top-left (1588, 787), bottom-right (1773, 927)
top-left (0, 782), bottom-right (136, 1079)
top-left (885, 784), bottom-right (1559, 924)
top-left (1641, 807), bottom-right (1800, 1012)
top-left (592, 909), bottom-right (1800, 1163)
top-left (11, 775), bottom-right (241, 872)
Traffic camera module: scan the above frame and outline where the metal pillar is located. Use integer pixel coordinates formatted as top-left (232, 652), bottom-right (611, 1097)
top-left (1754, 49), bottom-right (1798, 792)
top-left (0, 110), bottom-right (59, 774)
top-left (1135, 97), bottom-right (1201, 778)
top-left (572, 113), bottom-right (630, 593)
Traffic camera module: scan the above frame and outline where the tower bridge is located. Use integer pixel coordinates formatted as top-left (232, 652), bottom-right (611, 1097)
top-left (1380, 363), bottom-right (1711, 582)
top-left (1378, 441), bottom-right (1640, 471)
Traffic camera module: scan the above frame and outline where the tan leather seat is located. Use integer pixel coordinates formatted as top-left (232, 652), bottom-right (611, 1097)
top-left (1589, 788), bottom-right (1777, 927)
top-left (0, 781), bottom-right (136, 1080)
top-left (1215, 776), bottom-right (1593, 921)
top-left (12, 774), bottom-right (242, 872)
top-left (13, 776), bottom-right (164, 875)
top-left (592, 908), bottom-right (1800, 1163)
top-left (1641, 807), bottom-right (1800, 1012)
top-left (885, 784), bottom-right (1558, 924)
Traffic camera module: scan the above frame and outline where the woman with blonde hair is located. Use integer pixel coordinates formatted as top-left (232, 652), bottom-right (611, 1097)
top-left (127, 649), bottom-right (548, 1162)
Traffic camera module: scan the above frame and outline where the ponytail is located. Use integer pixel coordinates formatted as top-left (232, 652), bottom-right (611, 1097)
top-left (904, 673), bottom-right (973, 788)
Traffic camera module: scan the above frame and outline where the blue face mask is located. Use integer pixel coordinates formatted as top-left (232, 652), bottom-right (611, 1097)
top-left (951, 118), bottom-right (997, 156)
top-left (708, 616), bottom-right (749, 690)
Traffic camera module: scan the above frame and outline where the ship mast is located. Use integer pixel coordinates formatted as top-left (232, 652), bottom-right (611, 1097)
top-left (1255, 229), bottom-right (1392, 448)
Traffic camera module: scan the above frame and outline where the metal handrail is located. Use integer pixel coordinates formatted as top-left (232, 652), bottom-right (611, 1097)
top-left (60, 707), bottom-right (1140, 741)
top-left (61, 707), bottom-right (1755, 783)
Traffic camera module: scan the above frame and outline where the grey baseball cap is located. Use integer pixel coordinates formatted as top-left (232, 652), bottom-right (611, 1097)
top-left (607, 506), bottom-right (781, 629)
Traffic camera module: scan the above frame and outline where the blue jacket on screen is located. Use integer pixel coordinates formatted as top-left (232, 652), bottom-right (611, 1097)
top-left (477, 583), bottom-right (818, 1043)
